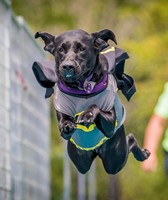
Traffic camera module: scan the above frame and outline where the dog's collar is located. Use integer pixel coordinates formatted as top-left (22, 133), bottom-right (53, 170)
top-left (57, 73), bottom-right (108, 97)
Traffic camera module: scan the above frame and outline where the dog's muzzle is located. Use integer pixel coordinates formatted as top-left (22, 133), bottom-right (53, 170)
top-left (60, 60), bottom-right (82, 82)
top-left (60, 64), bottom-right (77, 82)
top-left (62, 65), bottom-right (75, 77)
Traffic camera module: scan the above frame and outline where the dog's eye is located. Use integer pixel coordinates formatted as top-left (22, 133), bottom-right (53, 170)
top-left (58, 47), bottom-right (64, 53)
top-left (79, 46), bottom-right (85, 52)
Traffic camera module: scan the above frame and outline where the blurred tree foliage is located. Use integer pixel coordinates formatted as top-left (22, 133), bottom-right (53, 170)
top-left (12, 0), bottom-right (168, 199)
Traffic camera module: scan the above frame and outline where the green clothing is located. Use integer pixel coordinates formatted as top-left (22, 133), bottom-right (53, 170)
top-left (154, 83), bottom-right (168, 151)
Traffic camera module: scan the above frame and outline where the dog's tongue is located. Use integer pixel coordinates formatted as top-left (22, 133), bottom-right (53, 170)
top-left (65, 74), bottom-right (73, 78)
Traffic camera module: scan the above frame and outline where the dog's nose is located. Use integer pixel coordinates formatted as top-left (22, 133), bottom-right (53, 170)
top-left (62, 65), bottom-right (75, 70)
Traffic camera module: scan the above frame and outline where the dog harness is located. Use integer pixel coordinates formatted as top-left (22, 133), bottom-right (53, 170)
top-left (54, 77), bottom-right (126, 150)
top-left (32, 47), bottom-right (136, 150)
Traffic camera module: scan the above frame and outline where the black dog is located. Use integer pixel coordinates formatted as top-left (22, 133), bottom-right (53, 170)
top-left (33, 29), bottom-right (150, 174)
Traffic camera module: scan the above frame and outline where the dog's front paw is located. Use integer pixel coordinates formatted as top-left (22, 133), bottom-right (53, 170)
top-left (59, 120), bottom-right (76, 140)
top-left (76, 111), bottom-right (94, 125)
top-left (76, 105), bottom-right (99, 127)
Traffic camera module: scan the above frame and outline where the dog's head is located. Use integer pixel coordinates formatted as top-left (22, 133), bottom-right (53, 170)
top-left (35, 29), bottom-right (117, 83)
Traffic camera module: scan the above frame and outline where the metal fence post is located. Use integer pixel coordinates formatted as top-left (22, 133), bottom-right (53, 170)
top-left (88, 162), bottom-right (96, 200)
top-left (109, 175), bottom-right (120, 200)
top-left (63, 140), bottom-right (71, 200)
top-left (77, 171), bottom-right (86, 200)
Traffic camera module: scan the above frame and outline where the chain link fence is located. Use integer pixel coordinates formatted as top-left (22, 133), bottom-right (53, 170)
top-left (0, 0), bottom-right (50, 199)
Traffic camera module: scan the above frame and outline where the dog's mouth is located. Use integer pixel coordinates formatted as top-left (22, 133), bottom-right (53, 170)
top-left (58, 61), bottom-right (84, 83)
top-left (60, 66), bottom-right (81, 83)
top-left (64, 69), bottom-right (74, 79)
top-left (63, 71), bottom-right (77, 82)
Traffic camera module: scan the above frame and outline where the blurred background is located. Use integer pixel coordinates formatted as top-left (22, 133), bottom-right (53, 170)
top-left (1, 0), bottom-right (168, 199)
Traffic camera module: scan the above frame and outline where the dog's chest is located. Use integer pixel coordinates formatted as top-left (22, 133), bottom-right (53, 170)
top-left (54, 74), bottom-right (117, 117)
top-left (54, 74), bottom-right (126, 151)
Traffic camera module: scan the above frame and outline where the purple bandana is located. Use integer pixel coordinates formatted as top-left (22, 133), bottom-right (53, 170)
top-left (57, 74), bottom-right (108, 97)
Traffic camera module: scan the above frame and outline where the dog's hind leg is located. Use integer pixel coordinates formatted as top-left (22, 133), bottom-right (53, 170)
top-left (99, 125), bottom-right (129, 174)
top-left (67, 141), bottom-right (97, 174)
top-left (127, 133), bottom-right (150, 161)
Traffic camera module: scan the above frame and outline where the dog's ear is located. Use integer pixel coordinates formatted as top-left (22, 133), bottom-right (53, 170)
top-left (92, 29), bottom-right (117, 51)
top-left (35, 32), bottom-right (56, 55)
